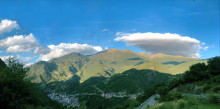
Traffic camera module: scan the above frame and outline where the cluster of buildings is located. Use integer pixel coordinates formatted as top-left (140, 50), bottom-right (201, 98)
top-left (48, 92), bottom-right (80, 108)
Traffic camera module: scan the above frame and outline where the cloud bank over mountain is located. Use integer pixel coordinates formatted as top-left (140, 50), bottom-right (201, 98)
top-left (38, 43), bottom-right (103, 61)
top-left (115, 32), bottom-right (208, 58)
top-left (0, 19), bottom-right (104, 64)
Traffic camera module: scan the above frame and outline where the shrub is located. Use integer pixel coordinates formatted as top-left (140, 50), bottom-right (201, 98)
top-left (160, 92), bottom-right (182, 102)
top-left (156, 86), bottom-right (169, 96)
top-left (186, 97), bottom-right (199, 105)
top-left (207, 56), bottom-right (220, 76)
top-left (208, 94), bottom-right (219, 104)
top-left (177, 100), bottom-right (186, 109)
top-left (183, 63), bottom-right (208, 82)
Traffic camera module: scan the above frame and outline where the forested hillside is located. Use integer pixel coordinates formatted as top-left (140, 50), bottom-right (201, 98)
top-left (0, 58), bottom-right (66, 109)
top-left (120, 56), bottom-right (220, 109)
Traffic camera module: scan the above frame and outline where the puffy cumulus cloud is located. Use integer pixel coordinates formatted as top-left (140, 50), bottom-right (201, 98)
top-left (115, 32), bottom-right (208, 58)
top-left (0, 19), bottom-right (19, 34)
top-left (39, 43), bottom-right (103, 61)
top-left (0, 33), bottom-right (38, 53)
top-left (6, 43), bottom-right (37, 53)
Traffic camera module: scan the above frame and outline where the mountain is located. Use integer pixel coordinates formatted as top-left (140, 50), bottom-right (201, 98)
top-left (97, 69), bottom-right (171, 94)
top-left (134, 61), bottom-right (171, 73)
top-left (27, 48), bottom-right (205, 83)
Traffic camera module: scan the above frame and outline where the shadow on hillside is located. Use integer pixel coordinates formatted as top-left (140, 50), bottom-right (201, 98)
top-left (162, 61), bottom-right (186, 65)
top-left (37, 61), bottom-right (58, 72)
top-left (45, 68), bottom-right (172, 94)
top-left (45, 75), bottom-right (81, 93)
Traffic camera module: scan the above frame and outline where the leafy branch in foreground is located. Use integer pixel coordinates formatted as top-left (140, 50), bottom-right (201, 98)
top-left (0, 57), bottom-right (65, 109)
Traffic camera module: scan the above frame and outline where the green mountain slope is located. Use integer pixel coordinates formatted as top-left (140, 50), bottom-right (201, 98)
top-left (44, 69), bottom-right (171, 96)
top-left (80, 48), bottom-right (150, 81)
top-left (27, 53), bottom-right (88, 83)
top-left (97, 69), bottom-right (171, 94)
top-left (27, 48), bottom-right (205, 83)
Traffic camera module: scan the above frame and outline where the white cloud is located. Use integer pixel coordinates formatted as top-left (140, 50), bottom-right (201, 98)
top-left (101, 29), bottom-right (108, 32)
top-left (0, 19), bottom-right (19, 34)
top-left (104, 47), bottom-right (108, 50)
top-left (0, 55), bottom-right (21, 62)
top-left (21, 57), bottom-right (32, 63)
top-left (116, 32), bottom-right (123, 36)
top-left (0, 33), bottom-right (38, 53)
top-left (0, 55), bottom-right (32, 66)
top-left (24, 62), bottom-right (34, 67)
top-left (39, 43), bottom-right (103, 61)
top-left (115, 32), bottom-right (208, 58)
top-left (202, 46), bottom-right (209, 50)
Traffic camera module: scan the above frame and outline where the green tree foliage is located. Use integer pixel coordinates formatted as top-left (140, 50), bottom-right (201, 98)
top-left (136, 86), bottom-right (156, 102)
top-left (0, 58), bottom-right (6, 69)
top-left (80, 103), bottom-right (87, 109)
top-left (159, 92), bottom-right (182, 102)
top-left (111, 100), bottom-right (140, 109)
top-left (208, 56), bottom-right (220, 76)
top-left (78, 95), bottom-right (128, 109)
top-left (99, 69), bottom-right (171, 94)
top-left (0, 58), bottom-right (64, 109)
top-left (208, 94), bottom-right (220, 104)
top-left (156, 85), bottom-right (169, 96)
top-left (182, 56), bottom-right (220, 83)
top-left (183, 63), bottom-right (208, 82)
top-left (137, 56), bottom-right (220, 106)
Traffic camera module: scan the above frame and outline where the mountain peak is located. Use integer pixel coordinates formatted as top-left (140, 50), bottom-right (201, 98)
top-left (106, 48), bottom-right (119, 52)
top-left (106, 48), bottom-right (135, 53)
top-left (122, 49), bottom-right (134, 53)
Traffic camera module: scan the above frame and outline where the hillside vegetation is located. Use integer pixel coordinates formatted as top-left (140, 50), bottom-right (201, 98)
top-left (146, 57), bottom-right (220, 109)
top-left (0, 58), bottom-right (66, 109)
top-left (98, 69), bottom-right (171, 94)
top-left (109, 56), bottom-right (220, 109)
top-left (27, 48), bottom-right (204, 83)
top-left (44, 69), bottom-right (171, 94)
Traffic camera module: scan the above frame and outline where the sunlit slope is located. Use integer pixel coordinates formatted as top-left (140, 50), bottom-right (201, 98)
top-left (27, 53), bottom-right (89, 83)
top-left (27, 48), bottom-right (204, 83)
top-left (135, 61), bottom-right (171, 73)
top-left (80, 48), bottom-right (149, 81)
top-left (137, 52), bottom-right (199, 63)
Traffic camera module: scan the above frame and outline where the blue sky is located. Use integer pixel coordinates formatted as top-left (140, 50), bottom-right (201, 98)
top-left (0, 0), bottom-right (219, 65)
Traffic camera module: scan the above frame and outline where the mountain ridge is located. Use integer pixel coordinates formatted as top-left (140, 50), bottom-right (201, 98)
top-left (27, 48), bottom-right (205, 83)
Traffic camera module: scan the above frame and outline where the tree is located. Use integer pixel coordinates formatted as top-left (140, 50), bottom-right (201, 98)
top-left (208, 56), bottom-right (220, 76)
top-left (156, 85), bottom-right (169, 96)
top-left (0, 57), bottom-right (64, 109)
top-left (0, 58), bottom-right (6, 69)
top-left (183, 63), bottom-right (208, 82)
top-left (80, 102), bottom-right (87, 109)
